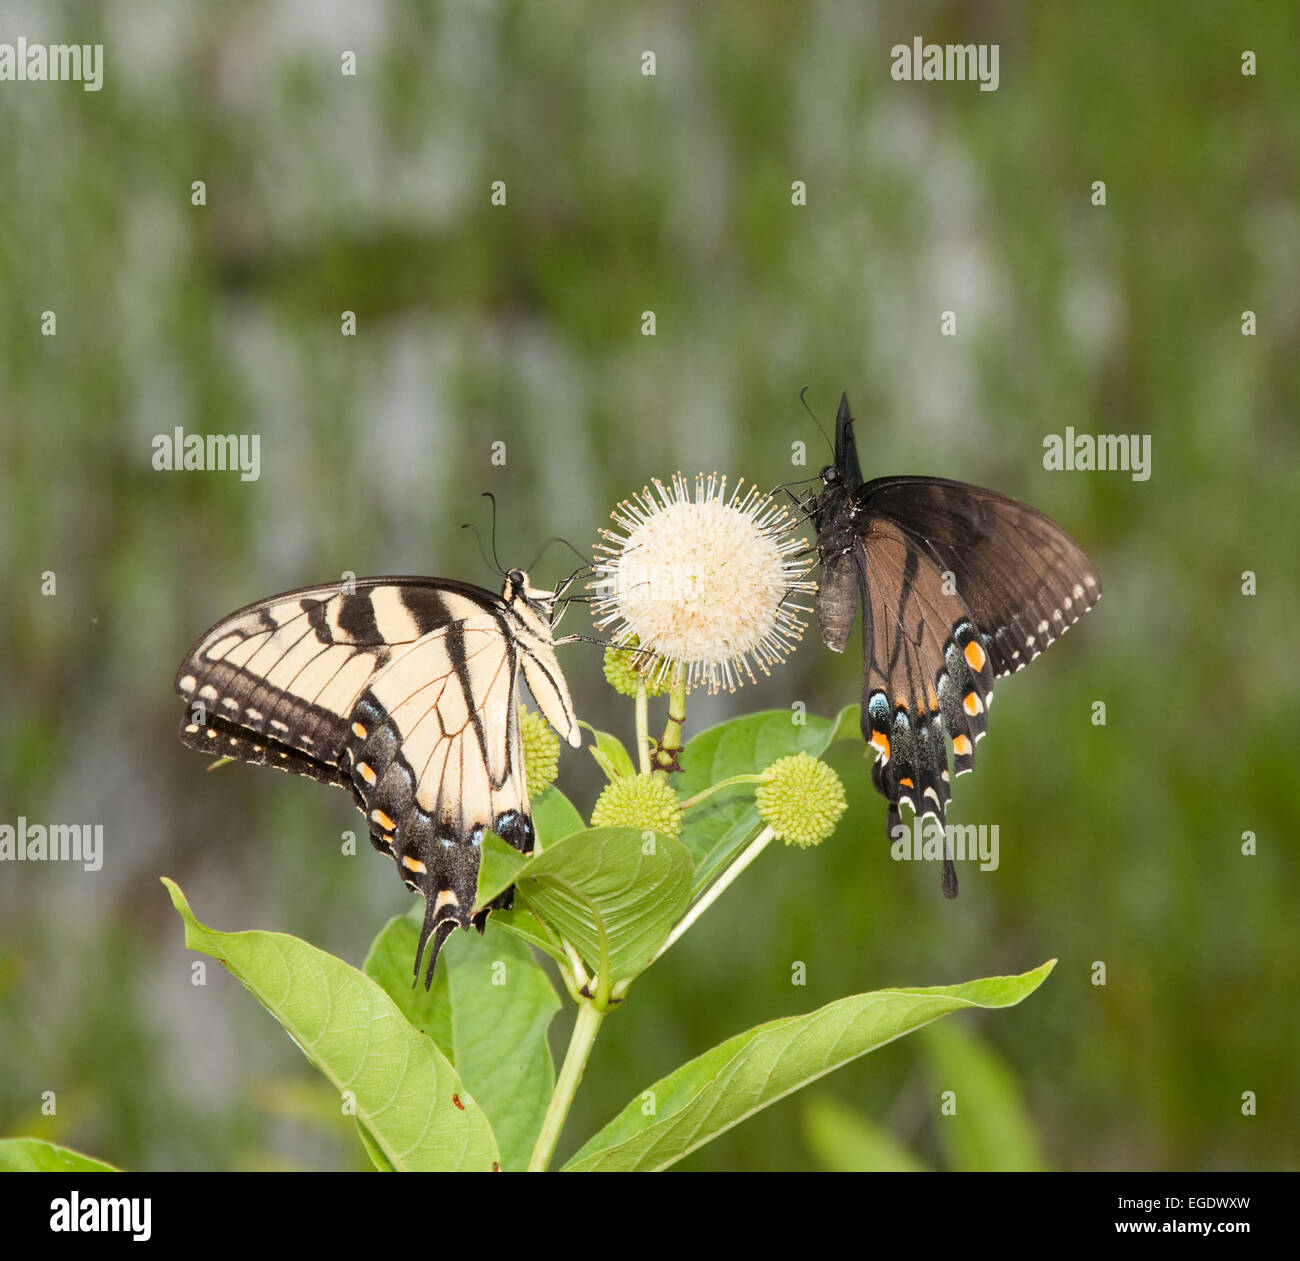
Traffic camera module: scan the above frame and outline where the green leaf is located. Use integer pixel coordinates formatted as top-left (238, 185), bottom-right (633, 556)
top-left (677, 707), bottom-right (855, 889)
top-left (488, 906), bottom-right (569, 965)
top-left (921, 1019), bottom-right (1047, 1171)
top-left (162, 877), bottom-right (498, 1172)
top-left (827, 703), bottom-right (862, 747)
top-left (360, 901), bottom-right (454, 1051)
top-left (474, 793), bottom-right (586, 913)
top-left (801, 1094), bottom-right (929, 1172)
top-left (533, 785), bottom-right (585, 848)
top-left (511, 828), bottom-right (693, 984)
top-left (355, 1123), bottom-right (397, 1172)
top-left (475, 832), bottom-right (528, 911)
top-left (582, 722), bottom-right (636, 782)
top-left (564, 960), bottom-right (1055, 1171)
top-left (473, 789), bottom-right (597, 966)
top-left (588, 746), bottom-right (623, 783)
top-left (0, 1138), bottom-right (118, 1172)
top-left (365, 910), bottom-right (561, 1172)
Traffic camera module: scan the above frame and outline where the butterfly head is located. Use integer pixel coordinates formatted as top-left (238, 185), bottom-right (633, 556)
top-left (502, 567), bottom-right (550, 606)
top-left (504, 565), bottom-right (590, 626)
top-left (501, 566), bottom-right (570, 638)
top-left (811, 459), bottom-right (855, 539)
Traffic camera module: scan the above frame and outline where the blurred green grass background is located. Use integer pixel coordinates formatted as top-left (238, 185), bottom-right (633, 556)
top-left (1, 0), bottom-right (1296, 1171)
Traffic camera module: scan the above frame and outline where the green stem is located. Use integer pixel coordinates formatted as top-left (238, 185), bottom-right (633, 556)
top-left (679, 772), bottom-right (768, 811)
top-left (654, 668), bottom-right (687, 774)
top-left (557, 940), bottom-right (588, 1004)
top-left (528, 1000), bottom-right (606, 1172)
top-left (635, 678), bottom-right (651, 776)
top-left (649, 825), bottom-right (776, 965)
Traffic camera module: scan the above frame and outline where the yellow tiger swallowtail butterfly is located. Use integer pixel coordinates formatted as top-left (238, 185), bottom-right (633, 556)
top-left (174, 569), bottom-right (580, 987)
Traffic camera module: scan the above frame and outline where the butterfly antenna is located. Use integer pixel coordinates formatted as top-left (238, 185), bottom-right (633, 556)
top-left (461, 522), bottom-right (503, 578)
top-left (799, 385), bottom-right (835, 459)
top-left (482, 492), bottom-right (505, 574)
top-left (525, 535), bottom-right (589, 573)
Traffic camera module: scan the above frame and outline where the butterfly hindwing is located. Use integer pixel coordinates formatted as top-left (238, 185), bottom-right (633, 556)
top-left (811, 393), bottom-right (1100, 895)
top-left (175, 572), bottom-right (579, 986)
top-left (852, 519), bottom-right (993, 822)
top-left (345, 610), bottom-right (535, 980)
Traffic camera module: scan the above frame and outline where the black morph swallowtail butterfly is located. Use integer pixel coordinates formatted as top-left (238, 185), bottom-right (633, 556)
top-left (808, 393), bottom-right (1101, 896)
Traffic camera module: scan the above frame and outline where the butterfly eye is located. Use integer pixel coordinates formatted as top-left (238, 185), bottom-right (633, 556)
top-left (507, 568), bottom-right (526, 588)
top-left (820, 465), bottom-right (840, 485)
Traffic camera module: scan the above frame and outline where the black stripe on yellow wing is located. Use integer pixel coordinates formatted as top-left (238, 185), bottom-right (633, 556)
top-left (174, 578), bottom-right (503, 767)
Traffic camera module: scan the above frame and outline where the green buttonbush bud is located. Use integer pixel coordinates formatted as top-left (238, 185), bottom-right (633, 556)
top-left (591, 773), bottom-right (682, 837)
top-left (755, 753), bottom-right (846, 848)
top-left (602, 637), bottom-right (671, 698)
top-left (519, 706), bottom-right (561, 792)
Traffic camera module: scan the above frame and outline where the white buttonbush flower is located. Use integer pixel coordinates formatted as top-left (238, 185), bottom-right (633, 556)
top-left (590, 473), bottom-right (816, 692)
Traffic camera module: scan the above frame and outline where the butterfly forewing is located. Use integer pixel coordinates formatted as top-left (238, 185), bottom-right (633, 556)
top-left (833, 391), bottom-right (865, 493)
top-left (177, 580), bottom-right (489, 759)
top-left (858, 477), bottom-right (1102, 677)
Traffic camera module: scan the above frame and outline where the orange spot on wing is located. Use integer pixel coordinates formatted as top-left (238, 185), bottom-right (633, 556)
top-left (953, 734), bottom-right (972, 756)
top-left (964, 641), bottom-right (987, 672)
